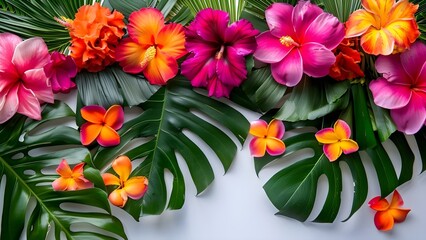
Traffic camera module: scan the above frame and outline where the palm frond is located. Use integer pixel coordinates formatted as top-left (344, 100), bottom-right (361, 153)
top-left (180, 0), bottom-right (245, 22)
top-left (320, 0), bottom-right (361, 22)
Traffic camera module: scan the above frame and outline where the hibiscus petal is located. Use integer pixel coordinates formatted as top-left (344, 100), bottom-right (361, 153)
top-left (254, 31), bottom-right (293, 64)
top-left (108, 189), bottom-right (127, 208)
top-left (104, 105), bottom-right (124, 130)
top-left (390, 91), bottom-right (426, 134)
top-left (292, 0), bottom-right (323, 39)
top-left (143, 51), bottom-right (178, 85)
top-left (0, 84), bottom-right (19, 124)
top-left (267, 119), bottom-right (285, 139)
top-left (102, 173), bottom-right (121, 186)
top-left (80, 122), bottom-right (102, 146)
top-left (216, 47), bottom-right (247, 87)
top-left (56, 159), bottom-right (73, 178)
top-left (22, 68), bottom-right (53, 103)
top-left (339, 139), bottom-right (359, 154)
top-left (369, 77), bottom-right (412, 109)
top-left (11, 37), bottom-right (50, 74)
top-left (345, 9), bottom-right (376, 38)
top-left (369, 196), bottom-right (390, 211)
top-left (81, 105), bottom-right (106, 124)
top-left (192, 8), bottom-right (229, 42)
top-left (156, 23), bottom-right (186, 59)
top-left (112, 156), bottom-right (132, 183)
top-left (270, 49), bottom-right (303, 87)
top-left (206, 75), bottom-right (233, 98)
top-left (362, 0), bottom-right (394, 16)
top-left (16, 84), bottom-right (42, 120)
top-left (249, 120), bottom-right (268, 137)
top-left (315, 128), bottom-right (339, 144)
top-left (375, 54), bottom-right (411, 83)
top-left (389, 0), bottom-right (418, 20)
top-left (299, 42), bottom-right (336, 78)
top-left (323, 142), bottom-right (343, 162)
top-left (361, 28), bottom-right (394, 55)
top-left (124, 176), bottom-right (148, 200)
top-left (182, 53), bottom-right (215, 87)
top-left (250, 137), bottom-right (267, 157)
top-left (302, 13), bottom-right (345, 49)
top-left (0, 32), bottom-right (21, 72)
top-left (334, 119), bottom-right (352, 139)
top-left (374, 211), bottom-right (394, 231)
top-left (385, 20), bottom-right (419, 52)
top-left (128, 8), bottom-right (164, 44)
top-left (265, 3), bottom-right (296, 38)
top-left (97, 125), bottom-right (120, 147)
top-left (116, 38), bottom-right (148, 74)
top-left (266, 138), bottom-right (286, 156)
top-left (225, 19), bottom-right (259, 55)
top-left (400, 41), bottom-right (426, 83)
top-left (389, 209), bottom-right (410, 223)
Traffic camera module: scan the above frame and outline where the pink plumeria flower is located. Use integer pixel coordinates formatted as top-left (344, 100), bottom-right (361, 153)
top-left (44, 51), bottom-right (77, 93)
top-left (249, 119), bottom-right (286, 157)
top-left (369, 41), bottom-right (426, 135)
top-left (254, 1), bottom-right (345, 87)
top-left (315, 119), bottom-right (359, 162)
top-left (0, 33), bottom-right (54, 123)
top-left (52, 159), bottom-right (94, 191)
top-left (182, 8), bottom-right (259, 98)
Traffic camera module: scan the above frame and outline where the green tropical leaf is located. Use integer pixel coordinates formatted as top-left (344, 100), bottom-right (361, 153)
top-left (180, 0), bottom-right (245, 22)
top-left (319, 0), bottom-right (361, 22)
top-left (412, 0), bottom-right (426, 42)
top-left (88, 77), bottom-right (249, 219)
top-left (0, 101), bottom-right (126, 240)
top-left (274, 76), bottom-right (350, 122)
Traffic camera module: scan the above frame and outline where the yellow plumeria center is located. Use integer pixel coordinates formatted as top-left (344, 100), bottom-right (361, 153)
top-left (140, 45), bottom-right (157, 68)
top-left (279, 36), bottom-right (299, 47)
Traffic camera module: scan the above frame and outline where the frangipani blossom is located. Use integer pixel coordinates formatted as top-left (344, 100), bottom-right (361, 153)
top-left (346, 0), bottom-right (420, 55)
top-left (116, 8), bottom-right (186, 85)
top-left (44, 51), bottom-right (77, 93)
top-left (80, 105), bottom-right (124, 147)
top-left (102, 156), bottom-right (148, 208)
top-left (369, 190), bottom-right (410, 231)
top-left (254, 1), bottom-right (345, 87)
top-left (181, 8), bottom-right (259, 98)
top-left (0, 33), bottom-right (54, 124)
top-left (249, 119), bottom-right (286, 157)
top-left (369, 41), bottom-right (426, 134)
top-left (315, 119), bottom-right (359, 161)
top-left (52, 159), bottom-right (93, 191)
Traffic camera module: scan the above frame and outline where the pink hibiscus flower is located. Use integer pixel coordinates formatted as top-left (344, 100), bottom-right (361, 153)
top-left (44, 51), bottom-right (78, 94)
top-left (0, 33), bottom-right (53, 124)
top-left (369, 41), bottom-right (426, 135)
top-left (254, 1), bottom-right (345, 87)
top-left (181, 8), bottom-right (259, 98)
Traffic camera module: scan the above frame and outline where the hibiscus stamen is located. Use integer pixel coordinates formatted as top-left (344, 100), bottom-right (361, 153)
top-left (279, 36), bottom-right (299, 47)
top-left (140, 45), bottom-right (157, 68)
top-left (215, 45), bottom-right (225, 60)
top-left (54, 16), bottom-right (73, 28)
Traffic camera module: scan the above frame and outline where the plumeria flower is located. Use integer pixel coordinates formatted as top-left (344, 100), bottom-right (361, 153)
top-left (0, 33), bottom-right (54, 124)
top-left (369, 41), bottom-right (426, 135)
top-left (315, 119), bottom-right (359, 162)
top-left (249, 119), bottom-right (286, 157)
top-left (346, 0), bottom-right (420, 55)
top-left (80, 105), bottom-right (124, 147)
top-left (181, 8), bottom-right (259, 98)
top-left (254, 1), bottom-right (345, 87)
top-left (52, 159), bottom-right (93, 191)
top-left (44, 51), bottom-right (78, 93)
top-left (102, 156), bottom-right (148, 208)
top-left (369, 190), bottom-right (410, 231)
top-left (116, 8), bottom-right (186, 85)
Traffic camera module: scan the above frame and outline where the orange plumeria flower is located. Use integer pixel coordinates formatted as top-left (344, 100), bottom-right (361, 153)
top-left (80, 105), bottom-right (124, 147)
top-left (346, 0), bottom-right (420, 55)
top-left (52, 159), bottom-right (93, 191)
top-left (249, 119), bottom-right (286, 157)
top-left (116, 8), bottom-right (186, 85)
top-left (315, 119), bottom-right (359, 162)
top-left (58, 3), bottom-right (125, 72)
top-left (102, 156), bottom-right (148, 208)
top-left (369, 190), bottom-right (411, 231)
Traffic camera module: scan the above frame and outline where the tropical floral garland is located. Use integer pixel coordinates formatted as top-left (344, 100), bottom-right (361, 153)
top-left (0, 0), bottom-right (425, 238)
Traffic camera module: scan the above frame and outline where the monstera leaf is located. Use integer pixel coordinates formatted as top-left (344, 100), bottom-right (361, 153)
top-left (0, 102), bottom-right (126, 240)
top-left (87, 78), bottom-right (249, 219)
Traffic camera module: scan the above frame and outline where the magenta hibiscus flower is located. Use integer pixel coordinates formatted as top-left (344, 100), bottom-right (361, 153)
top-left (44, 51), bottom-right (78, 94)
top-left (181, 8), bottom-right (259, 98)
top-left (254, 1), bottom-right (345, 87)
top-left (369, 41), bottom-right (426, 135)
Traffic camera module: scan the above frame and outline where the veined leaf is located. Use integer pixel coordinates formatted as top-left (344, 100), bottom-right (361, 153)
top-left (90, 77), bottom-right (249, 219)
top-left (0, 101), bottom-right (126, 240)
top-left (319, 0), bottom-right (361, 22)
